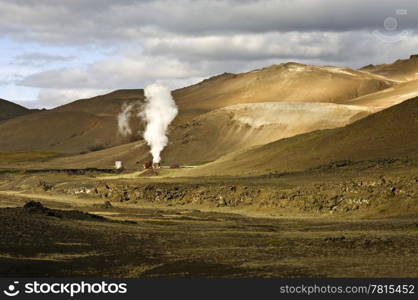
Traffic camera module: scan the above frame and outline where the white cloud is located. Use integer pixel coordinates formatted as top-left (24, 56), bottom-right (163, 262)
top-left (14, 52), bottom-right (74, 65)
top-left (19, 54), bottom-right (205, 90)
top-left (37, 88), bottom-right (110, 108)
top-left (144, 32), bottom-right (341, 60)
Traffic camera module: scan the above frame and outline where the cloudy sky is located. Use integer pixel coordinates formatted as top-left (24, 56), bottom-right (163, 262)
top-left (1, 0), bottom-right (418, 108)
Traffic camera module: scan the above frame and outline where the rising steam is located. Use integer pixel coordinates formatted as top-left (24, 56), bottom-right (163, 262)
top-left (141, 83), bottom-right (178, 163)
top-left (117, 103), bottom-right (135, 137)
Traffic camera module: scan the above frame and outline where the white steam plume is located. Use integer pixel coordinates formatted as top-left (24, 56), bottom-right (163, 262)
top-left (117, 102), bottom-right (135, 137)
top-left (141, 83), bottom-right (178, 163)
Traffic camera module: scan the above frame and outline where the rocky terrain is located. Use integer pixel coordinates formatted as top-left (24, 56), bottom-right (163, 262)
top-left (14, 159), bottom-right (413, 217)
top-left (0, 194), bottom-right (417, 277)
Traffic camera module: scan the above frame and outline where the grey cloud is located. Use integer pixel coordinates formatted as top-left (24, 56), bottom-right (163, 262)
top-left (18, 55), bottom-right (209, 90)
top-left (0, 0), bottom-right (417, 45)
top-left (144, 30), bottom-right (418, 67)
top-left (14, 52), bottom-right (74, 65)
top-left (5, 0), bottom-right (418, 109)
top-left (17, 28), bottom-right (418, 92)
top-left (0, 79), bottom-right (10, 86)
top-left (20, 68), bottom-right (92, 89)
top-left (143, 32), bottom-right (342, 61)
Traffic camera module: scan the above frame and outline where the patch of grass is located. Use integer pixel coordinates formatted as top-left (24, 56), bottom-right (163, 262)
top-left (0, 169), bottom-right (20, 174)
top-left (0, 151), bottom-right (61, 164)
top-left (143, 220), bottom-right (179, 226)
top-left (266, 239), bottom-right (282, 247)
top-left (406, 224), bottom-right (418, 232)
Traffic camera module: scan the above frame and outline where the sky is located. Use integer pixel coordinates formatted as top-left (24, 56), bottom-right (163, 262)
top-left (1, 0), bottom-right (418, 109)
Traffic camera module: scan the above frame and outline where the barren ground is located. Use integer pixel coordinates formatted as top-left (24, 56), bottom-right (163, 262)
top-left (0, 162), bottom-right (417, 277)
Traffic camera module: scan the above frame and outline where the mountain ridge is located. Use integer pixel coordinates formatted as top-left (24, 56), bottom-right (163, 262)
top-left (0, 56), bottom-right (415, 160)
top-left (0, 98), bottom-right (38, 123)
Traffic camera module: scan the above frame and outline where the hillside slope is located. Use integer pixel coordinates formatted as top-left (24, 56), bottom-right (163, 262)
top-left (0, 99), bottom-right (36, 122)
top-left (173, 62), bottom-right (394, 122)
top-left (0, 62), bottom-right (394, 154)
top-left (0, 91), bottom-right (145, 154)
top-left (161, 102), bottom-right (372, 165)
top-left (0, 110), bottom-right (117, 153)
top-left (55, 89), bottom-right (144, 116)
top-left (360, 55), bottom-right (418, 82)
top-left (54, 62), bottom-right (394, 123)
top-left (18, 101), bottom-right (372, 169)
top-left (347, 79), bottom-right (418, 111)
top-left (183, 97), bottom-right (418, 177)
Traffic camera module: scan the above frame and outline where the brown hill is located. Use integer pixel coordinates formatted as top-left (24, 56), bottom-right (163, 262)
top-left (160, 101), bottom-right (372, 165)
top-left (54, 62), bottom-right (395, 123)
top-left (0, 91), bottom-right (145, 154)
top-left (55, 89), bottom-right (144, 116)
top-left (32, 101), bottom-right (372, 169)
top-left (360, 55), bottom-right (418, 82)
top-left (347, 79), bottom-right (418, 111)
top-left (0, 62), bottom-right (396, 154)
top-left (0, 110), bottom-right (117, 153)
top-left (0, 99), bottom-right (36, 122)
top-left (182, 97), bottom-right (418, 177)
top-left (174, 63), bottom-right (394, 122)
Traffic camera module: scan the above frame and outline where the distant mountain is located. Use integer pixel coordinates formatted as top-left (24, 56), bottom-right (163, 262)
top-left (0, 99), bottom-right (37, 122)
top-left (0, 91), bottom-right (145, 154)
top-left (0, 60), bottom-right (402, 155)
top-left (347, 79), bottom-right (418, 111)
top-left (183, 96), bottom-right (418, 176)
top-left (0, 110), bottom-right (119, 154)
top-left (55, 89), bottom-right (144, 116)
top-left (36, 101), bottom-right (372, 169)
top-left (173, 62), bottom-right (394, 122)
top-left (55, 61), bottom-right (395, 122)
top-left (360, 55), bottom-right (418, 82)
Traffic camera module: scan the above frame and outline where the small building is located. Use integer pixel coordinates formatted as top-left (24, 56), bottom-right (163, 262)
top-left (143, 160), bottom-right (153, 170)
top-left (115, 161), bottom-right (124, 171)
